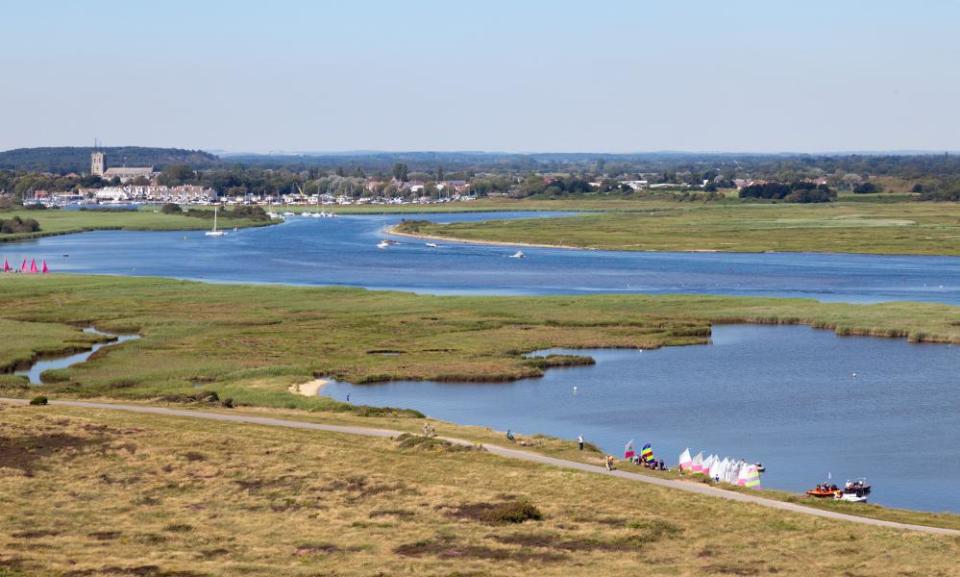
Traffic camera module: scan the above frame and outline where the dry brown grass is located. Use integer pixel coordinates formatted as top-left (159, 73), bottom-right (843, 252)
top-left (1, 403), bottom-right (959, 577)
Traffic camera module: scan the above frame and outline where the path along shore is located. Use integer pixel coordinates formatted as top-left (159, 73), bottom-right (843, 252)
top-left (3, 397), bottom-right (957, 537)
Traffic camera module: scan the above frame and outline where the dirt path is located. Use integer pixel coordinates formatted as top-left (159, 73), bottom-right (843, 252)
top-left (4, 397), bottom-right (957, 537)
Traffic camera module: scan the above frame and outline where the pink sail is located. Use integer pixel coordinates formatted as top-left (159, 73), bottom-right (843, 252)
top-left (20, 259), bottom-right (27, 272)
top-left (3, 258), bottom-right (9, 272)
top-left (41, 260), bottom-right (49, 273)
top-left (29, 259), bottom-right (39, 274)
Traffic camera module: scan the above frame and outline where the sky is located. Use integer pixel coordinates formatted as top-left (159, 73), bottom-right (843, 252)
top-left (1, 0), bottom-right (958, 153)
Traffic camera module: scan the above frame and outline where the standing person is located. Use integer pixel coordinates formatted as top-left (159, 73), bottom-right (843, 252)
top-left (578, 434), bottom-right (584, 451)
top-left (606, 455), bottom-right (615, 471)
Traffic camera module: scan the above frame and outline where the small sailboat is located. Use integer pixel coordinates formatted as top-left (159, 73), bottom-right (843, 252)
top-left (425, 242), bottom-right (439, 248)
top-left (509, 250), bottom-right (526, 259)
top-left (708, 455), bottom-right (722, 480)
top-left (678, 448), bottom-right (693, 472)
top-left (41, 260), bottom-right (49, 274)
top-left (205, 207), bottom-right (226, 237)
top-left (2, 258), bottom-right (10, 272)
top-left (737, 464), bottom-right (761, 488)
top-left (691, 452), bottom-right (705, 475)
top-left (377, 240), bottom-right (390, 249)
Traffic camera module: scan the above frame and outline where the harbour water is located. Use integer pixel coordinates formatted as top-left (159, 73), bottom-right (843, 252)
top-left (321, 325), bottom-right (960, 513)
top-left (5, 211), bottom-right (960, 304)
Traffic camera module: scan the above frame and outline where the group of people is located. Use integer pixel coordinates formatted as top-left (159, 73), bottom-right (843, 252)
top-left (632, 455), bottom-right (667, 471)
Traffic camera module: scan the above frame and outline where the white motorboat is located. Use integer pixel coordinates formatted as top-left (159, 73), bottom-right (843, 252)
top-left (425, 242), bottom-right (439, 248)
top-left (377, 240), bottom-right (390, 249)
top-left (509, 250), bottom-right (525, 259)
top-left (838, 478), bottom-right (870, 502)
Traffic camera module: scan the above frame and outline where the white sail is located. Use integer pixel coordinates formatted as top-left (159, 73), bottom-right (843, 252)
top-left (727, 460), bottom-right (743, 485)
top-left (691, 452), bottom-right (705, 474)
top-left (720, 458), bottom-right (734, 484)
top-left (702, 454), bottom-right (715, 476)
top-left (708, 456), bottom-right (722, 480)
top-left (678, 448), bottom-right (692, 471)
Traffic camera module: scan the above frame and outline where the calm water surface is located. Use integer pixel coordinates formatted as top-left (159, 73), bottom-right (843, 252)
top-left (4, 211), bottom-right (960, 303)
top-left (322, 325), bottom-right (960, 513)
top-left (15, 327), bottom-right (140, 384)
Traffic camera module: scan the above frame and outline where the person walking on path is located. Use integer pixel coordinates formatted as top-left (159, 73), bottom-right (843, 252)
top-left (578, 434), bottom-right (584, 451)
top-left (605, 455), bottom-right (615, 471)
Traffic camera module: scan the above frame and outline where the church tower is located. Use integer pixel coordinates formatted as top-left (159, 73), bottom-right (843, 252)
top-left (91, 151), bottom-right (106, 176)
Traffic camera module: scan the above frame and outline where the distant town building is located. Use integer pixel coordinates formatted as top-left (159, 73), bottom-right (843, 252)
top-left (91, 151), bottom-right (155, 183)
top-left (90, 152), bottom-right (106, 176)
top-left (622, 180), bottom-right (648, 191)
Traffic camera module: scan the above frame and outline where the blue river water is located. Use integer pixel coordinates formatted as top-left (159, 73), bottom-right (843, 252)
top-left (321, 324), bottom-right (960, 513)
top-left (4, 211), bottom-right (960, 512)
top-left (3, 211), bottom-right (960, 303)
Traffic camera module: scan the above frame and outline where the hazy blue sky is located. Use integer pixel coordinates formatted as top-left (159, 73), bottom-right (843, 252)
top-left (1, 0), bottom-right (958, 153)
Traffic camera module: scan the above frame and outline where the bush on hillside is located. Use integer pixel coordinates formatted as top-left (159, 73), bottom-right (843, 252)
top-left (0, 216), bottom-right (40, 234)
top-left (740, 182), bottom-right (836, 203)
top-left (853, 182), bottom-right (882, 194)
top-left (184, 205), bottom-right (270, 222)
top-left (230, 205), bottom-right (269, 221)
top-left (161, 203), bottom-right (182, 214)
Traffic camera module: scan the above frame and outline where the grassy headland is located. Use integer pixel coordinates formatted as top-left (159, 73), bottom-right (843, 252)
top-left (0, 208), bottom-right (270, 243)
top-left (393, 201), bottom-right (960, 255)
top-left (1, 402), bottom-right (958, 577)
top-left (1, 275), bottom-right (958, 410)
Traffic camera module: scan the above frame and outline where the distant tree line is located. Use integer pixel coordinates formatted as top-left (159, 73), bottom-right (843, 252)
top-left (0, 147), bottom-right (219, 173)
top-left (739, 182), bottom-right (837, 203)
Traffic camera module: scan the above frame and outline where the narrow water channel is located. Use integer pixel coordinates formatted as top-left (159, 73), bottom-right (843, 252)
top-left (15, 327), bottom-right (140, 385)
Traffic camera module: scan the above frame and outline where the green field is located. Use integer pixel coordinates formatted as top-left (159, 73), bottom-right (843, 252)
top-left (394, 201), bottom-right (960, 255)
top-left (1, 403), bottom-right (958, 577)
top-left (0, 208), bottom-right (269, 242)
top-left (1, 275), bottom-right (959, 411)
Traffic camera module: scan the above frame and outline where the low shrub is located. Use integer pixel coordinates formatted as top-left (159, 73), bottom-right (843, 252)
top-left (160, 203), bottom-right (182, 214)
top-left (29, 395), bottom-right (48, 406)
top-left (394, 433), bottom-right (479, 453)
top-left (449, 498), bottom-right (544, 524)
top-left (0, 216), bottom-right (41, 234)
top-left (486, 500), bottom-right (543, 524)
